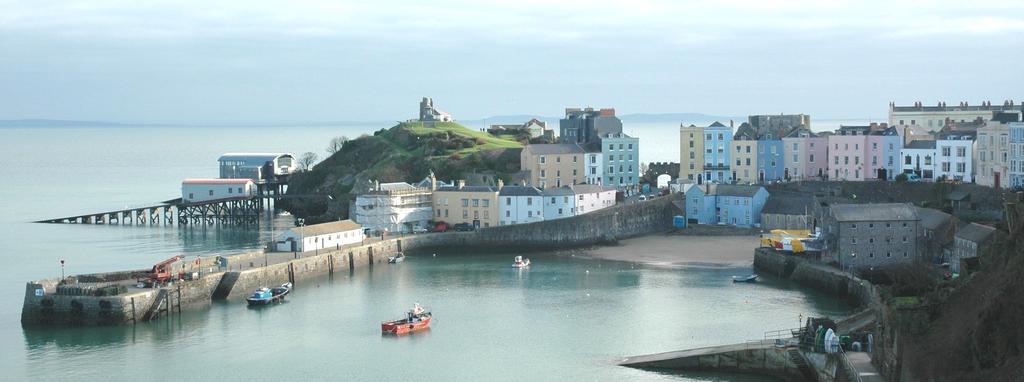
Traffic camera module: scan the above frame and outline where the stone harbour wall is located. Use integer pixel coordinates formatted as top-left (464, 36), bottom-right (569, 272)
top-left (23, 196), bottom-right (677, 326)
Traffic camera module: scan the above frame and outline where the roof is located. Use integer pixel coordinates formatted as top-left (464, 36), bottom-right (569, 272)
top-left (762, 196), bottom-right (814, 215)
top-left (569, 184), bottom-right (617, 194)
top-left (182, 178), bottom-right (253, 185)
top-left (708, 121), bottom-right (727, 128)
top-left (955, 223), bottom-right (996, 243)
top-left (905, 140), bottom-right (937, 150)
top-left (734, 123), bottom-right (757, 140)
top-left (783, 127), bottom-right (816, 138)
top-left (435, 185), bottom-right (499, 193)
top-left (913, 207), bottom-right (955, 231)
top-left (542, 186), bottom-right (575, 196)
top-left (831, 203), bottom-right (919, 222)
top-left (891, 103), bottom-right (1021, 113)
top-left (290, 220), bottom-right (362, 236)
top-left (709, 184), bottom-right (765, 198)
top-left (945, 189), bottom-right (971, 201)
top-left (499, 185), bottom-right (543, 196)
top-left (378, 182), bottom-right (417, 192)
top-left (218, 153), bottom-right (293, 166)
top-left (524, 144), bottom-right (585, 155)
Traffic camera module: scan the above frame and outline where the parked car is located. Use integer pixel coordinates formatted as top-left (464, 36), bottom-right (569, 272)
top-left (905, 173), bottom-right (921, 182)
top-left (413, 226), bottom-right (429, 234)
top-left (638, 195), bottom-right (648, 201)
top-left (453, 223), bottom-right (475, 232)
top-left (433, 223), bottom-right (449, 233)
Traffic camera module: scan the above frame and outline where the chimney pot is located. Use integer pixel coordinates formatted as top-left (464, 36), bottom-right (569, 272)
top-left (458, 180), bottom-right (465, 189)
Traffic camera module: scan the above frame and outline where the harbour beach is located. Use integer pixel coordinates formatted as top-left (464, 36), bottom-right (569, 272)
top-left (579, 235), bottom-right (759, 269)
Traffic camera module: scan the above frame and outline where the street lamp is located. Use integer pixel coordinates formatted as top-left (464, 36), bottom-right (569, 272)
top-left (60, 259), bottom-right (65, 280)
top-left (297, 218), bottom-right (306, 259)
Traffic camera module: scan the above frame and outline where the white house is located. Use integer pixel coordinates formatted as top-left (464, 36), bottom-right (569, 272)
top-left (573, 184), bottom-right (616, 215)
top-left (274, 219), bottom-right (363, 252)
top-left (499, 185), bottom-right (544, 225)
top-left (584, 151), bottom-right (604, 185)
top-left (933, 133), bottom-right (975, 182)
top-left (181, 178), bottom-right (256, 203)
top-left (543, 187), bottom-right (577, 220)
top-left (353, 181), bottom-right (434, 234)
top-left (901, 140), bottom-right (937, 180)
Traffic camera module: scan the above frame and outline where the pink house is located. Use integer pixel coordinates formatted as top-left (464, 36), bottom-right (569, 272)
top-left (827, 125), bottom-right (871, 181)
top-left (783, 127), bottom-right (827, 180)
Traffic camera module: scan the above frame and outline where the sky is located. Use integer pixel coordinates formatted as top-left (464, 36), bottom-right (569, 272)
top-left (1, 0), bottom-right (1022, 124)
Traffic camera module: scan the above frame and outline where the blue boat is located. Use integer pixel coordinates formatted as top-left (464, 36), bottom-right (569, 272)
top-left (246, 282), bottom-right (292, 306)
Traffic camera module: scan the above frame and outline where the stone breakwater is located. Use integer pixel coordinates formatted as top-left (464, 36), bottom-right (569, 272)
top-left (22, 196), bottom-right (676, 326)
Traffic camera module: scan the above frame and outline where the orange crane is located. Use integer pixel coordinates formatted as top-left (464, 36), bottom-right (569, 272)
top-left (140, 255), bottom-right (183, 287)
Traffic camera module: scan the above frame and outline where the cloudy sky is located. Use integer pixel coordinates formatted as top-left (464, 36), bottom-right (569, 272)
top-left (1, 0), bottom-right (1022, 123)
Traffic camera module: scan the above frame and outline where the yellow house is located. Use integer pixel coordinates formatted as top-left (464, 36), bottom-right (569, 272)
top-left (730, 123), bottom-right (758, 184)
top-left (679, 124), bottom-right (705, 182)
top-left (431, 180), bottom-right (501, 228)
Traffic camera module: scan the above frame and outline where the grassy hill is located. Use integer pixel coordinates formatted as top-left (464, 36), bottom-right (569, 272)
top-left (282, 121), bottom-right (524, 222)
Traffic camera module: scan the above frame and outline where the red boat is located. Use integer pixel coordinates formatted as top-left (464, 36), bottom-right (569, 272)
top-left (381, 304), bottom-right (432, 335)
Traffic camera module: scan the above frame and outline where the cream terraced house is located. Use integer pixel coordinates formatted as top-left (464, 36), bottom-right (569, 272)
top-left (520, 144), bottom-right (586, 189)
top-left (888, 100), bottom-right (1022, 130)
top-left (679, 123), bottom-right (705, 183)
top-left (431, 180), bottom-right (501, 229)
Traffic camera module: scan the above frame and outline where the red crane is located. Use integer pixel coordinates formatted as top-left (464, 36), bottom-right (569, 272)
top-left (140, 255), bottom-right (184, 287)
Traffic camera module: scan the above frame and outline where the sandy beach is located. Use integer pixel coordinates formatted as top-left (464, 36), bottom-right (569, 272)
top-left (579, 235), bottom-right (758, 268)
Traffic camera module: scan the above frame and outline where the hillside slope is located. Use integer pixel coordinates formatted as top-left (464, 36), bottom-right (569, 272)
top-left (902, 201), bottom-right (1024, 381)
top-left (282, 122), bottom-right (523, 223)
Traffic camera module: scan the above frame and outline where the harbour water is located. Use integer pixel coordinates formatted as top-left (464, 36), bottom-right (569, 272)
top-left (0, 123), bottom-right (855, 381)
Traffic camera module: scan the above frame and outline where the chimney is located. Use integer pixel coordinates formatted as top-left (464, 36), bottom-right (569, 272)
top-left (374, 180), bottom-right (380, 191)
top-left (730, 120), bottom-right (734, 128)
top-left (457, 180), bottom-right (465, 190)
top-left (429, 173), bottom-right (437, 191)
top-left (497, 179), bottom-right (504, 190)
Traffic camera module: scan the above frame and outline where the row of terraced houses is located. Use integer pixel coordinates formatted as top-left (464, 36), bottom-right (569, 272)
top-left (678, 101), bottom-right (1024, 189)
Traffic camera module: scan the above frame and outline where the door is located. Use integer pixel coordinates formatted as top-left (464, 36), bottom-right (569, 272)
top-left (995, 172), bottom-right (1001, 189)
top-left (878, 168), bottom-right (887, 180)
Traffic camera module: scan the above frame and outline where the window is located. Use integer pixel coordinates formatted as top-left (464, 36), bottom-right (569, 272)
top-left (482, 200), bottom-right (489, 207)
top-left (872, 142), bottom-right (877, 150)
top-left (463, 210), bottom-right (469, 218)
top-left (609, 144), bottom-right (614, 150)
top-left (188, 193), bottom-right (194, 199)
top-left (527, 211), bottom-right (533, 217)
top-left (886, 252), bottom-right (892, 258)
top-left (718, 133), bottom-right (724, 140)
top-left (844, 156), bottom-right (849, 165)
top-left (792, 143), bottom-right (798, 151)
top-left (540, 170), bottom-right (546, 178)
top-left (573, 156), bottom-right (578, 163)
top-left (793, 154), bottom-right (799, 163)
top-left (902, 236), bottom-right (907, 243)
top-left (956, 163), bottom-right (965, 173)
top-left (550, 197), bottom-right (556, 204)
top-left (209, 190), bottom-right (214, 196)
top-left (619, 144), bottom-right (624, 150)
top-left (942, 146), bottom-right (951, 156)
top-left (556, 156), bottom-right (561, 163)
top-left (809, 154), bottom-right (815, 163)
top-left (852, 237), bottom-right (858, 244)
top-left (436, 209), bottom-right (441, 217)
top-left (746, 146), bottom-right (751, 153)
top-left (835, 156), bottom-right (839, 165)
top-left (746, 158), bottom-right (751, 166)
top-left (706, 133), bottom-right (712, 140)
top-left (558, 208), bottom-right (563, 215)
top-left (868, 223), bottom-right (874, 228)
top-left (628, 144), bottom-right (633, 150)
top-left (445, 209), bottom-right (449, 217)
top-left (540, 156), bottom-right (545, 164)
top-left (527, 198), bottom-right (533, 206)
top-left (505, 210), bottom-right (510, 217)
top-left (462, 199), bottom-right (469, 207)
top-left (689, 141), bottom-right (694, 148)
top-left (851, 223), bottom-right (857, 229)
top-left (505, 197), bottom-right (511, 205)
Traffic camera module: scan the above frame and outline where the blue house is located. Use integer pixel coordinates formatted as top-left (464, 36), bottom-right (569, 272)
top-left (702, 121), bottom-right (733, 183)
top-left (683, 184), bottom-right (769, 228)
top-left (757, 139), bottom-right (785, 182)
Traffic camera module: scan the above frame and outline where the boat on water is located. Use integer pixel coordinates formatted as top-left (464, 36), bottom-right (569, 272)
top-left (381, 303), bottom-right (431, 335)
top-left (246, 282), bottom-right (293, 306)
top-left (732, 274), bottom-right (758, 283)
top-left (513, 255), bottom-right (531, 268)
top-left (388, 253), bottom-right (405, 264)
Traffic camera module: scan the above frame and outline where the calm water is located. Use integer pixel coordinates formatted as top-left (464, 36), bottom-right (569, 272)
top-left (0, 124), bottom-right (854, 381)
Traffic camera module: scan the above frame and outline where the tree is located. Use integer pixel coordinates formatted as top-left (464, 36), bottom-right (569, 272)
top-left (326, 136), bottom-right (349, 155)
top-left (299, 152), bottom-right (319, 171)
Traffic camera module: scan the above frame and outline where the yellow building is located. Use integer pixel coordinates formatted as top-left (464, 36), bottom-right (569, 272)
top-left (731, 123), bottom-right (758, 184)
top-left (520, 144), bottom-right (585, 188)
top-left (430, 180), bottom-right (501, 228)
top-left (679, 124), bottom-right (704, 182)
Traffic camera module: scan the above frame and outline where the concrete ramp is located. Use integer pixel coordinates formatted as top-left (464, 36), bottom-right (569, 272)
top-left (621, 341), bottom-right (813, 382)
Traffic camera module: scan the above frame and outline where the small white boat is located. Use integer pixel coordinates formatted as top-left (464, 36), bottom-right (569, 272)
top-left (732, 274), bottom-right (758, 283)
top-left (513, 255), bottom-right (530, 268)
top-left (388, 253), bottom-right (405, 264)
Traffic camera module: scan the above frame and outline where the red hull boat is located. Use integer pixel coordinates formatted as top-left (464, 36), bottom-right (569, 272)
top-left (382, 304), bottom-right (431, 335)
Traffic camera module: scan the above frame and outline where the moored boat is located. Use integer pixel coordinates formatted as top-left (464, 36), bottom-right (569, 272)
top-left (246, 282), bottom-right (293, 306)
top-left (513, 255), bottom-right (531, 268)
top-left (732, 274), bottom-right (758, 283)
top-left (388, 253), bottom-right (405, 264)
top-left (381, 303), bottom-right (431, 335)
